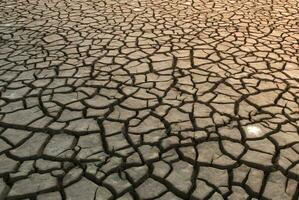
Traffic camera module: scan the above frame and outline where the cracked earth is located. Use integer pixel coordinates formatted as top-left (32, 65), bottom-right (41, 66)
top-left (0, 0), bottom-right (299, 199)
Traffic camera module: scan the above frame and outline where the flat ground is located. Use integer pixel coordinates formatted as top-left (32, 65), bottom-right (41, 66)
top-left (0, 0), bottom-right (299, 199)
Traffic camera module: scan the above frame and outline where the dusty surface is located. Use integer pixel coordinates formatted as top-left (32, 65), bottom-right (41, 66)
top-left (0, 0), bottom-right (299, 199)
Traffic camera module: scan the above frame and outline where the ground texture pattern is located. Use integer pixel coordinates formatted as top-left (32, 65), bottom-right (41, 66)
top-left (0, 0), bottom-right (299, 199)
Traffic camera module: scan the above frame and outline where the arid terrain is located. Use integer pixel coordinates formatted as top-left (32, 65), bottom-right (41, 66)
top-left (0, 0), bottom-right (299, 199)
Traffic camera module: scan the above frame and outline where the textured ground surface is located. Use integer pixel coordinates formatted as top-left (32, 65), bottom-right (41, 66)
top-left (0, 0), bottom-right (299, 199)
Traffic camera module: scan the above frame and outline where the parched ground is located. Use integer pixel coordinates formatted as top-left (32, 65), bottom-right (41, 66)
top-left (0, 0), bottom-right (299, 199)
